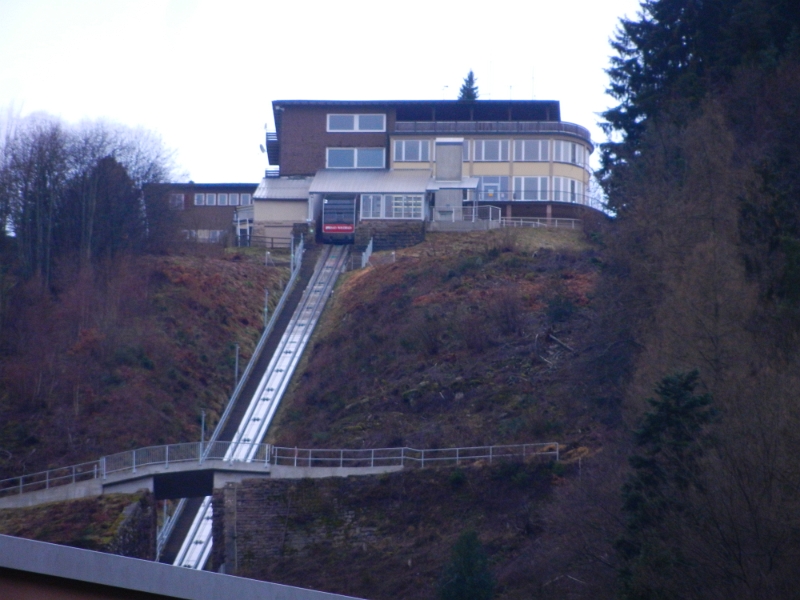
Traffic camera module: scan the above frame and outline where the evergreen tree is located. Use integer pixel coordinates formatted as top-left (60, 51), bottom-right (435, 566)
top-left (438, 531), bottom-right (495, 600)
top-left (616, 370), bottom-right (716, 599)
top-left (459, 71), bottom-right (479, 101)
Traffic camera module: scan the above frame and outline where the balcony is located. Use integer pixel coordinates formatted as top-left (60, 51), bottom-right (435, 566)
top-left (471, 191), bottom-right (593, 205)
top-left (395, 121), bottom-right (592, 144)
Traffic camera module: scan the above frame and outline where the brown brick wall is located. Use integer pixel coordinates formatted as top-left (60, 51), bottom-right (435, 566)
top-left (278, 106), bottom-right (396, 176)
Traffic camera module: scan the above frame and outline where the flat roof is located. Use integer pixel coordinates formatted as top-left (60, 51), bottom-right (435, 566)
top-left (254, 176), bottom-right (313, 200)
top-left (309, 169), bottom-right (432, 195)
top-left (0, 534), bottom-right (363, 600)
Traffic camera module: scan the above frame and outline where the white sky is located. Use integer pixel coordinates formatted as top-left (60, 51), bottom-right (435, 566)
top-left (0, 0), bottom-right (642, 183)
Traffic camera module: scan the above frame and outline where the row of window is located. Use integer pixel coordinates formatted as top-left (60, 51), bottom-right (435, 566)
top-left (169, 193), bottom-right (253, 209)
top-left (395, 139), bottom-right (587, 164)
top-left (361, 194), bottom-right (424, 220)
top-left (327, 114), bottom-right (386, 132)
top-left (326, 139), bottom-right (588, 169)
top-left (194, 193), bottom-right (252, 206)
top-left (477, 176), bottom-right (585, 202)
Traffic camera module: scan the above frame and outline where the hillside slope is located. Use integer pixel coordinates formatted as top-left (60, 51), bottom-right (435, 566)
top-left (0, 249), bottom-right (288, 480)
top-left (270, 229), bottom-right (611, 453)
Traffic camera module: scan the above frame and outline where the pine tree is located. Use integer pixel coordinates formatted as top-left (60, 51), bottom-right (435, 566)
top-left (616, 370), bottom-right (716, 599)
top-left (458, 71), bottom-right (479, 101)
top-left (438, 531), bottom-right (495, 600)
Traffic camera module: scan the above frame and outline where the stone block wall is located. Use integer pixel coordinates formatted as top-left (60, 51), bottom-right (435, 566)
top-left (354, 221), bottom-right (425, 251)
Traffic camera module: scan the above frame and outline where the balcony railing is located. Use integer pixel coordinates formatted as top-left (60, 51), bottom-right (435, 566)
top-left (395, 120), bottom-right (592, 143)
top-left (471, 191), bottom-right (593, 205)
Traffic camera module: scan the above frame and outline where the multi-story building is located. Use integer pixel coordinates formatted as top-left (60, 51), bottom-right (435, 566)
top-left (259, 99), bottom-right (597, 249)
top-left (145, 182), bottom-right (256, 243)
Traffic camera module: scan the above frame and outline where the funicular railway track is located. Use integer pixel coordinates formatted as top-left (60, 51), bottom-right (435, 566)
top-left (172, 245), bottom-right (349, 570)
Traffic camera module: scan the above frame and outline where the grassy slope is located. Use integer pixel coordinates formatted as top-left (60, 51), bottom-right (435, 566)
top-left (270, 228), bottom-right (609, 455)
top-left (248, 229), bottom-right (622, 599)
top-left (0, 492), bottom-right (150, 552)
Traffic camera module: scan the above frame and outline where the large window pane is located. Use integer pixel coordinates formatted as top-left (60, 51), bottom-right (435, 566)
top-left (356, 148), bottom-right (384, 168)
top-left (484, 140), bottom-right (499, 161)
top-left (328, 148), bottom-right (355, 168)
top-left (328, 115), bottom-right (355, 131)
top-left (358, 114), bottom-right (385, 131)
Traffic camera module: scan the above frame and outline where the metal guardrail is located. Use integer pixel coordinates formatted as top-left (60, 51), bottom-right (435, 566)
top-left (499, 217), bottom-right (582, 229)
top-left (270, 443), bottom-right (559, 468)
top-left (395, 120), bottom-right (592, 143)
top-left (0, 442), bottom-right (558, 498)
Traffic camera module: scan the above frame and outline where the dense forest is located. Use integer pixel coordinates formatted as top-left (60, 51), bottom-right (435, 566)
top-left (592, 0), bottom-right (800, 597)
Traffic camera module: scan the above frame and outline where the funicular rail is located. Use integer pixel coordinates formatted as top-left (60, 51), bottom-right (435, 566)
top-left (173, 245), bottom-right (349, 570)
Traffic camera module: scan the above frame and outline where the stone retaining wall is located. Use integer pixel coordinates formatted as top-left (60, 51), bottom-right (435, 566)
top-left (354, 221), bottom-right (425, 251)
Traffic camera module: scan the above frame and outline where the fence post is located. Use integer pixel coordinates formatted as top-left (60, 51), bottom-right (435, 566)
top-left (132, 451), bottom-right (136, 475)
top-left (294, 448), bottom-right (298, 468)
top-left (102, 457), bottom-right (106, 480)
top-left (19, 477), bottom-right (22, 495)
top-left (401, 447), bottom-right (404, 467)
top-left (93, 464), bottom-right (97, 481)
top-left (166, 445), bottom-right (169, 469)
top-left (489, 446), bottom-right (493, 465)
top-left (72, 465), bottom-right (76, 484)
top-left (371, 449), bottom-right (374, 468)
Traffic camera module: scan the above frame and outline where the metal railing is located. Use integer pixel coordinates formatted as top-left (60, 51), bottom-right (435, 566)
top-left (0, 441), bottom-right (558, 498)
top-left (499, 217), bottom-right (582, 229)
top-left (361, 237), bottom-right (374, 269)
top-left (270, 443), bottom-right (558, 467)
top-left (432, 205), bottom-right (502, 223)
top-left (395, 120), bottom-right (592, 142)
top-left (472, 191), bottom-right (593, 204)
top-left (235, 235), bottom-right (293, 249)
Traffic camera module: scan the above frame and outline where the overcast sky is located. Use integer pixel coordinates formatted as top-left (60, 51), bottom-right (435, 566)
top-left (0, 0), bottom-right (642, 183)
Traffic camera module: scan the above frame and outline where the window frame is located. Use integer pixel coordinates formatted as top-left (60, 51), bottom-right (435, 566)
top-left (326, 147), bottom-right (386, 169)
top-left (473, 139), bottom-right (509, 162)
top-left (513, 139), bottom-right (550, 162)
top-left (327, 113), bottom-right (387, 132)
top-left (394, 139), bottom-right (430, 162)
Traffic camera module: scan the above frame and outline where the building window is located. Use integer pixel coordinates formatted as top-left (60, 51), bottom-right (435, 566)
top-left (463, 140), bottom-right (470, 161)
top-left (552, 177), bottom-right (584, 202)
top-left (241, 193), bottom-right (252, 206)
top-left (218, 193), bottom-right (228, 206)
top-left (553, 140), bottom-right (585, 165)
top-left (360, 194), bottom-right (423, 219)
top-left (389, 195), bottom-right (423, 219)
top-left (474, 140), bottom-right (509, 162)
top-left (513, 139), bottom-right (549, 162)
top-left (169, 193), bottom-right (185, 210)
top-left (394, 140), bottom-right (430, 162)
top-left (361, 194), bottom-right (383, 219)
top-left (229, 193), bottom-right (239, 206)
top-left (205, 193), bottom-right (216, 206)
top-left (327, 148), bottom-right (385, 169)
top-left (327, 114), bottom-right (386, 132)
top-left (513, 176), bottom-right (549, 200)
top-left (477, 176), bottom-right (510, 201)
top-left (194, 193), bottom-right (204, 206)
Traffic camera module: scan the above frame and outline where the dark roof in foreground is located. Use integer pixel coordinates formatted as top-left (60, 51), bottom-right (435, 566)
top-left (0, 534), bottom-right (364, 600)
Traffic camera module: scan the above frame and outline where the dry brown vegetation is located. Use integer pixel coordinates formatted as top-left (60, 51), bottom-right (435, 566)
top-left (269, 229), bottom-right (611, 456)
top-left (0, 248), bottom-right (288, 480)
